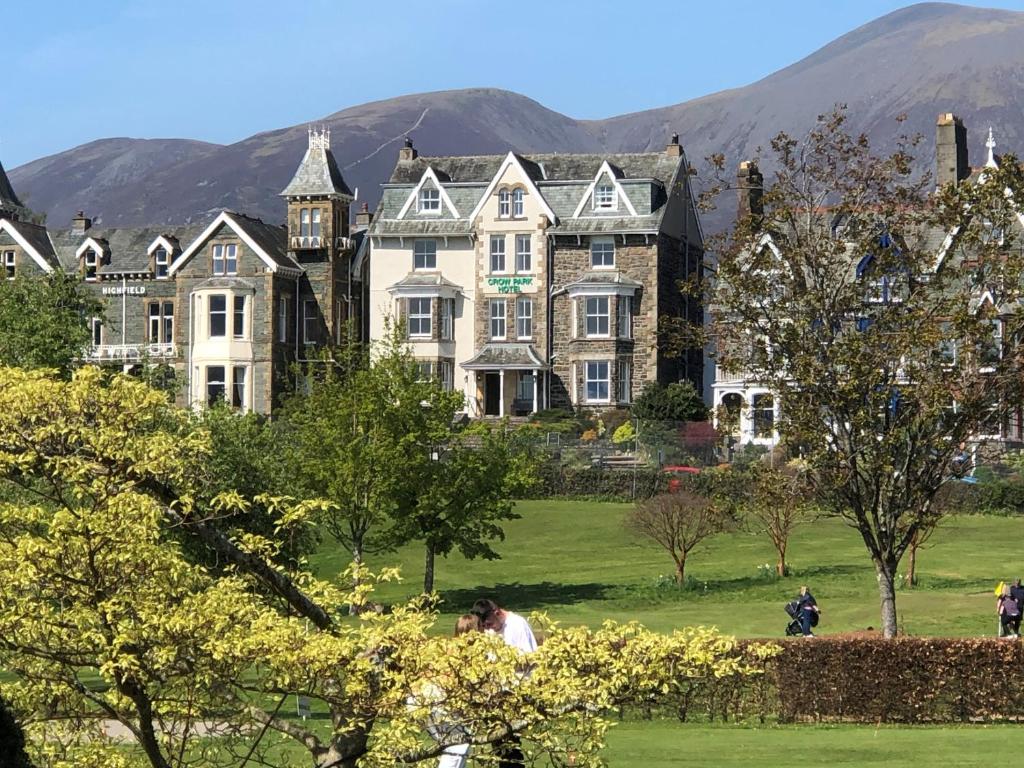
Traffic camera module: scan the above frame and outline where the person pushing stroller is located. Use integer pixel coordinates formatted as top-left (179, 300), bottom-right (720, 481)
top-left (785, 585), bottom-right (821, 637)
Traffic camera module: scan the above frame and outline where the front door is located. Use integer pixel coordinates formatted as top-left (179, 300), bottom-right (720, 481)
top-left (484, 372), bottom-right (501, 416)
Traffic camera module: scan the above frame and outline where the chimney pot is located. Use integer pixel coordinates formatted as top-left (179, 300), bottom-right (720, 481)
top-left (353, 204), bottom-right (374, 232)
top-left (665, 132), bottom-right (682, 157)
top-left (72, 211), bottom-right (92, 234)
top-left (399, 137), bottom-right (418, 162)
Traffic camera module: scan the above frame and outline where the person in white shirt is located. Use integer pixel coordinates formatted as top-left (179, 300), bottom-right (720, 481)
top-left (470, 599), bottom-right (535, 768)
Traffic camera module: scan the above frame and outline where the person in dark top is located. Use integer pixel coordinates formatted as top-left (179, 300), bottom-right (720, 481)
top-left (797, 585), bottom-right (821, 637)
top-left (1010, 579), bottom-right (1024, 617)
top-left (997, 585), bottom-right (1021, 638)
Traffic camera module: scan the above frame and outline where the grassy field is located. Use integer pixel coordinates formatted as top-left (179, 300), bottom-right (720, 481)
top-left (311, 499), bottom-right (1017, 637)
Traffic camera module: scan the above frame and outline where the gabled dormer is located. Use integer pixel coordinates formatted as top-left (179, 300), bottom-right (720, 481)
top-left (397, 167), bottom-right (461, 220)
top-left (75, 237), bottom-right (110, 281)
top-left (147, 235), bottom-right (180, 279)
top-left (572, 160), bottom-right (638, 218)
top-left (281, 127), bottom-right (353, 254)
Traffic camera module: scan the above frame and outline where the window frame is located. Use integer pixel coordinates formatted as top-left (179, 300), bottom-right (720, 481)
top-left (206, 365), bottom-right (226, 406)
top-left (90, 317), bottom-right (102, 346)
top-left (585, 360), bottom-right (610, 404)
top-left (231, 366), bottom-right (247, 410)
top-left (618, 295), bottom-right (632, 339)
top-left (585, 296), bottom-right (610, 338)
top-left (303, 299), bottom-right (317, 345)
top-left (311, 208), bottom-right (321, 238)
top-left (498, 189), bottom-right (511, 218)
top-left (153, 247), bottom-right (169, 279)
top-left (3, 250), bottom-right (15, 280)
top-left (440, 297), bottom-right (454, 341)
top-left (83, 249), bottom-right (99, 281)
top-left (233, 294), bottom-right (247, 340)
top-left (489, 298), bottom-right (507, 341)
top-left (590, 238), bottom-right (615, 269)
top-left (516, 297), bottom-right (533, 340)
top-left (489, 235), bottom-right (507, 274)
top-left (440, 360), bottom-right (454, 392)
top-left (418, 187), bottom-right (441, 214)
top-left (147, 301), bottom-right (174, 344)
top-left (617, 359), bottom-right (631, 404)
top-left (278, 296), bottom-right (289, 343)
top-left (512, 188), bottom-right (525, 218)
top-left (515, 234), bottom-right (532, 273)
top-left (593, 184), bottom-right (617, 211)
top-left (300, 208), bottom-right (310, 238)
top-left (208, 294), bottom-right (227, 338)
top-left (751, 393), bottom-right (775, 438)
top-left (407, 297), bottom-right (432, 339)
top-left (413, 239), bottom-right (437, 270)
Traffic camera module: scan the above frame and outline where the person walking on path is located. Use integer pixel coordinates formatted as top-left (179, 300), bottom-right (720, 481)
top-left (470, 599), bottom-right (537, 768)
top-left (1010, 578), bottom-right (1024, 616)
top-left (997, 585), bottom-right (1021, 638)
top-left (796, 585), bottom-right (821, 637)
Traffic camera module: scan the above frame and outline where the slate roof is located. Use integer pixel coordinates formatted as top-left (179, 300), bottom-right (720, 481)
top-left (11, 221), bottom-right (60, 269)
top-left (227, 213), bottom-right (295, 270)
top-left (281, 145), bottom-right (354, 198)
top-left (564, 270), bottom-right (645, 290)
top-left (49, 223), bottom-right (206, 274)
top-left (388, 152), bottom-right (680, 186)
top-left (389, 273), bottom-right (463, 291)
top-left (461, 343), bottom-right (548, 370)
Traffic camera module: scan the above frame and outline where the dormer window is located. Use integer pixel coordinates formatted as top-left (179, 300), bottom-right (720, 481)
top-left (512, 188), bottom-right (525, 218)
top-left (594, 184), bottom-right (616, 210)
top-left (498, 189), bottom-right (511, 218)
top-left (153, 248), bottom-right (169, 279)
top-left (212, 244), bottom-right (237, 276)
top-left (83, 249), bottom-right (99, 281)
top-left (419, 188), bottom-right (440, 213)
top-left (2, 251), bottom-right (14, 280)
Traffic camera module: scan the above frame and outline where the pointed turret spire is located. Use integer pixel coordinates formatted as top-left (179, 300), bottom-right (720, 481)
top-left (0, 159), bottom-right (24, 220)
top-left (280, 126), bottom-right (353, 199)
top-left (985, 127), bottom-right (999, 169)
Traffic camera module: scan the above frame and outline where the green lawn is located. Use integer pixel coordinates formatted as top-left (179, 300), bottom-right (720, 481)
top-left (310, 499), bottom-right (1018, 637)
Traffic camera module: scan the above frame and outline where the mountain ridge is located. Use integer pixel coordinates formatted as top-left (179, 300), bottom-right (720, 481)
top-left (10, 3), bottom-right (1024, 229)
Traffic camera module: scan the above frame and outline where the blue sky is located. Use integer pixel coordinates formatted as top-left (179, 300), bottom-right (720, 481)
top-left (4, 0), bottom-right (1024, 168)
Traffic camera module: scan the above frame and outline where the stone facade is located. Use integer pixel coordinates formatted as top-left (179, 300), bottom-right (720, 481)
top-left (0, 129), bottom-right (368, 416)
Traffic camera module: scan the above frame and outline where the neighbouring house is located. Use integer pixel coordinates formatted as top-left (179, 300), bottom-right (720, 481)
top-left (712, 113), bottom-right (1024, 450)
top-left (367, 136), bottom-right (704, 418)
top-left (0, 128), bottom-right (369, 414)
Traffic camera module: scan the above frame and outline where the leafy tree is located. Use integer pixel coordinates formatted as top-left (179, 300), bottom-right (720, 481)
top-left (708, 107), bottom-right (1024, 636)
top-left (0, 366), bottom-right (772, 768)
top-left (279, 326), bottom-right (531, 592)
top-left (627, 490), bottom-right (730, 585)
top-left (0, 272), bottom-right (101, 376)
top-left (632, 381), bottom-right (709, 423)
top-left (741, 462), bottom-right (815, 577)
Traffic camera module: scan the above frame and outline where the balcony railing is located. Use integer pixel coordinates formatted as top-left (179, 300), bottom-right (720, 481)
top-left (84, 343), bottom-right (178, 362)
top-left (290, 236), bottom-right (323, 249)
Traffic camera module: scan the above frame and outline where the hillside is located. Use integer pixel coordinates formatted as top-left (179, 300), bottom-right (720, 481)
top-left (10, 3), bottom-right (1024, 229)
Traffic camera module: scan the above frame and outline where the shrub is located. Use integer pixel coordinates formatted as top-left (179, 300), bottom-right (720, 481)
top-left (771, 637), bottom-right (1024, 723)
top-left (529, 464), bottom-right (667, 500)
top-left (633, 381), bottom-right (709, 422)
top-left (612, 422), bottom-right (636, 446)
top-left (0, 696), bottom-right (33, 768)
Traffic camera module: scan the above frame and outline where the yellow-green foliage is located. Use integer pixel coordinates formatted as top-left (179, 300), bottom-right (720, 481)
top-left (0, 367), bottom-right (776, 768)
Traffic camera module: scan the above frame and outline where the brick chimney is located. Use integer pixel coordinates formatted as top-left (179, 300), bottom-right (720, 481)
top-left (71, 211), bottom-right (92, 234)
top-left (936, 113), bottom-right (969, 188)
top-left (736, 161), bottom-right (763, 220)
top-left (399, 137), bottom-right (417, 162)
top-left (665, 132), bottom-right (683, 157)
top-left (354, 202), bottom-right (373, 231)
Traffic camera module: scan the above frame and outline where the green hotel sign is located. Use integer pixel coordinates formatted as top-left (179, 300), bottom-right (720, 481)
top-left (487, 276), bottom-right (533, 294)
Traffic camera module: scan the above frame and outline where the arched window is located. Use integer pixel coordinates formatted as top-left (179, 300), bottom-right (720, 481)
top-left (498, 189), bottom-right (511, 218)
top-left (512, 188), bottom-right (525, 217)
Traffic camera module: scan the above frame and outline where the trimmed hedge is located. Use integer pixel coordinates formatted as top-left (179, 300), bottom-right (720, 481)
top-left (529, 464), bottom-right (667, 501)
top-left (771, 637), bottom-right (1024, 723)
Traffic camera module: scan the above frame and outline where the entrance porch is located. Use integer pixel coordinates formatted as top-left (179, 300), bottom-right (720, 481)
top-left (462, 343), bottom-right (549, 418)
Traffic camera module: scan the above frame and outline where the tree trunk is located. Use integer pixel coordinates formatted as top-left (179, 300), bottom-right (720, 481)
top-left (674, 557), bottom-right (686, 587)
top-left (776, 540), bottom-right (788, 577)
top-left (876, 560), bottom-right (899, 638)
top-left (906, 542), bottom-right (918, 588)
top-left (423, 541), bottom-right (436, 594)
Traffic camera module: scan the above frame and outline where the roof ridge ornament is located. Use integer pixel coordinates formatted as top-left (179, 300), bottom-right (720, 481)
top-left (985, 127), bottom-right (998, 169)
top-left (309, 125), bottom-right (331, 151)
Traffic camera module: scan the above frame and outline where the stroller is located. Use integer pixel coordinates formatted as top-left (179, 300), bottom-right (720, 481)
top-left (784, 600), bottom-right (818, 636)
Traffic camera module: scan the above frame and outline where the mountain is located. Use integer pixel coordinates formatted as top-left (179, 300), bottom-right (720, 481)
top-left (10, 3), bottom-right (1024, 229)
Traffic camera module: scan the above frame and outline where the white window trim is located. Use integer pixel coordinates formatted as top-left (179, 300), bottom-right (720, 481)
top-left (413, 239), bottom-right (438, 271)
top-left (208, 294), bottom-right (228, 339)
top-left (418, 187), bottom-right (442, 215)
top-left (516, 297), bottom-right (532, 340)
top-left (396, 167), bottom-right (461, 220)
top-left (498, 189), bottom-right (512, 219)
top-left (585, 296), bottom-right (611, 339)
top-left (515, 233), bottom-right (532, 274)
top-left (467, 152), bottom-right (557, 225)
top-left (490, 299), bottom-right (507, 341)
top-left (571, 160), bottom-right (639, 218)
top-left (590, 238), bottom-right (616, 270)
top-left (3, 250), bottom-right (15, 280)
top-left (233, 295), bottom-right (247, 340)
top-left (512, 188), bottom-right (525, 218)
top-left (408, 297), bottom-right (432, 339)
top-left (584, 360), bottom-right (611, 404)
top-left (593, 183), bottom-right (618, 212)
top-left (618, 359), bottom-right (631, 404)
top-left (489, 235), bottom-right (508, 275)
top-left (618, 295), bottom-right (632, 339)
